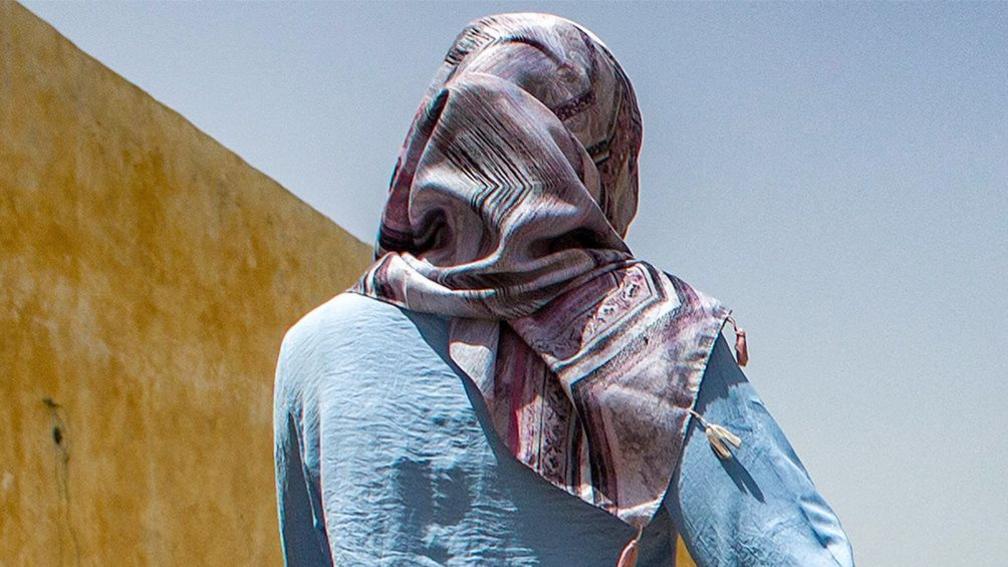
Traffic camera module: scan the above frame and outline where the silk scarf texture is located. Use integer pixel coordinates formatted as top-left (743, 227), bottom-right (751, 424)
top-left (351, 13), bottom-right (731, 530)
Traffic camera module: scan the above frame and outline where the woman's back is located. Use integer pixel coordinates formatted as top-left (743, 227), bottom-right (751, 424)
top-left (273, 292), bottom-right (682, 566)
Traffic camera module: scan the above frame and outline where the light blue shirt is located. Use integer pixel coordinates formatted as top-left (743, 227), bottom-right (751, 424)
top-left (274, 293), bottom-right (852, 566)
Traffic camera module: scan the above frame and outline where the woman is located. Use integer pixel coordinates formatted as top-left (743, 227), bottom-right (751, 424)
top-left (274, 13), bottom-right (853, 566)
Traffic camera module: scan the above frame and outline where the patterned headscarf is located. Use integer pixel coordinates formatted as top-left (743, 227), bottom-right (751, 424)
top-left (352, 13), bottom-right (731, 536)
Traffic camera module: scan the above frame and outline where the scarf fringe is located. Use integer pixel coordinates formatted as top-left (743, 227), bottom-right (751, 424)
top-left (617, 526), bottom-right (645, 567)
top-left (727, 314), bottom-right (749, 367)
top-left (688, 408), bottom-right (742, 460)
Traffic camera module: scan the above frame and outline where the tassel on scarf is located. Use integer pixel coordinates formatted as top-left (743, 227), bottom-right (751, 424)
top-left (617, 526), bottom-right (645, 567)
top-left (704, 422), bottom-right (742, 459)
top-left (728, 315), bottom-right (748, 367)
top-left (688, 408), bottom-right (742, 460)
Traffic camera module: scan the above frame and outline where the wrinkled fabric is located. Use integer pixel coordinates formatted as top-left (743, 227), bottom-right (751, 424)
top-left (350, 12), bottom-right (729, 529)
top-left (273, 293), bottom-right (853, 565)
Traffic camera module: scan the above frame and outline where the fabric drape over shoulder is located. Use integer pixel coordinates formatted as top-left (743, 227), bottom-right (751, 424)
top-left (351, 13), bottom-right (731, 530)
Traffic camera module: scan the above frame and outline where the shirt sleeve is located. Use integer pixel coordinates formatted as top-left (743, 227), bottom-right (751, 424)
top-left (274, 329), bottom-right (333, 566)
top-left (664, 336), bottom-right (855, 567)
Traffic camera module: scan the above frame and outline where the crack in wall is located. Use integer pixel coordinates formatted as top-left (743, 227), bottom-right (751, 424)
top-left (43, 397), bottom-right (82, 567)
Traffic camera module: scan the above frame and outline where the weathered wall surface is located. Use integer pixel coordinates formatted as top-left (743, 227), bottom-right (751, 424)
top-left (0, 3), bottom-right (372, 564)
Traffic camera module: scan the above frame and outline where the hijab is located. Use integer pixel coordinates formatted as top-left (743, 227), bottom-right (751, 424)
top-left (351, 12), bottom-right (734, 539)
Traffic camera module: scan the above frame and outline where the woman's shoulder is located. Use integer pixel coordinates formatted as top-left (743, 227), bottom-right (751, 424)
top-left (277, 292), bottom-right (452, 378)
top-left (283, 291), bottom-right (405, 341)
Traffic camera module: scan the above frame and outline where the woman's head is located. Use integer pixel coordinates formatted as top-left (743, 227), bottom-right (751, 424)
top-left (374, 14), bottom-right (641, 311)
top-left (441, 14), bottom-right (643, 237)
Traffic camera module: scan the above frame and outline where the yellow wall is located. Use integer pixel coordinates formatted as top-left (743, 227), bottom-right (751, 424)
top-left (0, 3), bottom-right (372, 564)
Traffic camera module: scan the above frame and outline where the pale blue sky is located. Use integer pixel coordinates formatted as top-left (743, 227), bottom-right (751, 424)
top-left (21, 2), bottom-right (1007, 565)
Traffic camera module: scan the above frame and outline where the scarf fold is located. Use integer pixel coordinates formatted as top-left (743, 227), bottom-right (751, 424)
top-left (351, 13), bottom-right (731, 529)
